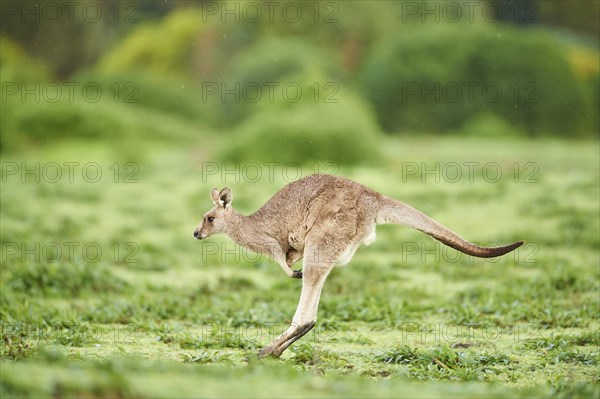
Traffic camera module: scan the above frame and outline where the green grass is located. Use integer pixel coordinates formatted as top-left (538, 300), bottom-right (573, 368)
top-left (1, 136), bottom-right (598, 398)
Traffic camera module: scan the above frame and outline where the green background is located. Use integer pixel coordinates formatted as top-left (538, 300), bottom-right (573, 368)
top-left (1, 1), bottom-right (598, 397)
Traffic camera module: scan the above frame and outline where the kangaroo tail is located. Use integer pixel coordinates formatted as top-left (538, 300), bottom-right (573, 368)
top-left (376, 197), bottom-right (523, 258)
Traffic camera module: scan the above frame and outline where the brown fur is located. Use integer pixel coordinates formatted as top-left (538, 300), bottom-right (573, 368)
top-left (193, 174), bottom-right (523, 357)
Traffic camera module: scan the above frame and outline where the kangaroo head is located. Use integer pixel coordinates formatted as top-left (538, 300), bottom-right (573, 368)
top-left (193, 187), bottom-right (232, 240)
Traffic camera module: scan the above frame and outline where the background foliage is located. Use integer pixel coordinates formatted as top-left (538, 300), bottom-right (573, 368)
top-left (1, 0), bottom-right (598, 159)
top-left (1, 1), bottom-right (598, 397)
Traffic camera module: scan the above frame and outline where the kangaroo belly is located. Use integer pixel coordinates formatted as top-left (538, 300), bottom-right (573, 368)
top-left (288, 231), bottom-right (304, 251)
top-left (337, 243), bottom-right (360, 266)
top-left (336, 223), bottom-right (376, 266)
top-left (286, 248), bottom-right (302, 266)
top-left (362, 223), bottom-right (376, 246)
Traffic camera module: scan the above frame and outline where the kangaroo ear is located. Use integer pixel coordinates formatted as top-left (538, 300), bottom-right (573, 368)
top-left (218, 187), bottom-right (232, 208)
top-left (210, 188), bottom-right (220, 205)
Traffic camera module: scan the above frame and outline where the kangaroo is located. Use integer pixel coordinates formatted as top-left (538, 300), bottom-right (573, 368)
top-left (193, 174), bottom-right (523, 358)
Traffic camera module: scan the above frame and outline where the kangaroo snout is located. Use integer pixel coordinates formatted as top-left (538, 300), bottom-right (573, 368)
top-left (193, 229), bottom-right (204, 240)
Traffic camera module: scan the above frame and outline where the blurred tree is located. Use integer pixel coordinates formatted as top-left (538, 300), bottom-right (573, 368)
top-left (223, 81), bottom-right (382, 166)
top-left (489, 0), bottom-right (599, 38)
top-left (0, 0), bottom-right (183, 79)
top-left (218, 37), bottom-right (340, 125)
top-left (96, 6), bottom-right (257, 82)
top-left (2, 1), bottom-right (100, 78)
top-left (359, 23), bottom-right (592, 137)
top-left (0, 35), bottom-right (50, 81)
top-left (98, 7), bottom-right (204, 78)
top-left (2, 0), bottom-right (597, 80)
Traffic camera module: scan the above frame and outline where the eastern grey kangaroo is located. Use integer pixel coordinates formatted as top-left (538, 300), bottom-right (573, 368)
top-left (193, 174), bottom-right (523, 357)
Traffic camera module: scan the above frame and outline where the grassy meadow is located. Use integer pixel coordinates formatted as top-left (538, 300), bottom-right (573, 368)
top-left (1, 2), bottom-right (599, 397)
top-left (1, 136), bottom-right (598, 398)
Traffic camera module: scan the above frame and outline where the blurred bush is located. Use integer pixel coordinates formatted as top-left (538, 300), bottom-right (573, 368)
top-left (456, 112), bottom-right (526, 138)
top-left (98, 8), bottom-right (203, 78)
top-left (218, 37), bottom-right (340, 126)
top-left (2, 2), bottom-right (597, 156)
top-left (0, 38), bottom-right (211, 153)
top-left (222, 81), bottom-right (381, 165)
top-left (228, 37), bottom-right (338, 84)
top-left (97, 7), bottom-right (253, 83)
top-left (75, 72), bottom-right (217, 124)
top-left (565, 46), bottom-right (600, 136)
top-left (0, 84), bottom-right (201, 154)
top-left (359, 23), bottom-right (593, 137)
top-left (0, 36), bottom-right (50, 82)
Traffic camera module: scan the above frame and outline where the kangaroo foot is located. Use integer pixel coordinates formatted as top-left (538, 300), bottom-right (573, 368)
top-left (258, 321), bottom-right (315, 358)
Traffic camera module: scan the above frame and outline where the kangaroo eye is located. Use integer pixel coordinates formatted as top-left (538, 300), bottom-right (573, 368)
top-left (207, 217), bottom-right (215, 223)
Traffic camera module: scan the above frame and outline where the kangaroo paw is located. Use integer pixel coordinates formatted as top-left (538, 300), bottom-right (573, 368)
top-left (291, 269), bottom-right (303, 279)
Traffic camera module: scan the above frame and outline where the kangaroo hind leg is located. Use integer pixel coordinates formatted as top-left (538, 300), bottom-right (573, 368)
top-left (258, 243), bottom-right (334, 358)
